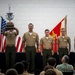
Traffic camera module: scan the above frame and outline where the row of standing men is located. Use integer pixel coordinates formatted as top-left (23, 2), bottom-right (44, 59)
top-left (2, 22), bottom-right (71, 73)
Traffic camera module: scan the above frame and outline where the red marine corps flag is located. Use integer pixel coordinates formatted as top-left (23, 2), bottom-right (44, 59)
top-left (49, 16), bottom-right (67, 53)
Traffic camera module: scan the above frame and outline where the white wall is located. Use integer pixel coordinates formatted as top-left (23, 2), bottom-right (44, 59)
top-left (0, 0), bottom-right (75, 52)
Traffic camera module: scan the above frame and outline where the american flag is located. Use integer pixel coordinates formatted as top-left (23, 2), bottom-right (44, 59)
top-left (0, 16), bottom-right (24, 52)
top-left (1, 16), bottom-right (6, 34)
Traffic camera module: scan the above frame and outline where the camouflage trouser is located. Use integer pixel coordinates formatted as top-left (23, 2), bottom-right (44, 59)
top-left (58, 48), bottom-right (68, 63)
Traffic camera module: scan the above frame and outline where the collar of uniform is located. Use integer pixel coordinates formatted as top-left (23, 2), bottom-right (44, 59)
top-left (60, 35), bottom-right (65, 38)
top-left (45, 36), bottom-right (50, 39)
top-left (28, 31), bottom-right (33, 35)
top-left (45, 37), bottom-right (49, 39)
top-left (23, 71), bottom-right (29, 73)
top-left (62, 63), bottom-right (68, 65)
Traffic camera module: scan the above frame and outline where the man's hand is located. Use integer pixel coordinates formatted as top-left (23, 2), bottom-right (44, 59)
top-left (57, 52), bottom-right (59, 55)
top-left (41, 52), bottom-right (43, 56)
top-left (52, 50), bottom-right (54, 55)
top-left (36, 49), bottom-right (38, 53)
top-left (22, 48), bottom-right (26, 52)
top-left (68, 50), bottom-right (70, 55)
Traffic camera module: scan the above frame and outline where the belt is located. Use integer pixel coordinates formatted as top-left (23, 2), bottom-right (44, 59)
top-left (44, 49), bottom-right (52, 50)
top-left (26, 46), bottom-right (35, 47)
top-left (59, 47), bottom-right (67, 48)
top-left (6, 44), bottom-right (15, 47)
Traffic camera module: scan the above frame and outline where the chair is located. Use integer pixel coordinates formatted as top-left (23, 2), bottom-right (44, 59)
top-left (62, 71), bottom-right (73, 75)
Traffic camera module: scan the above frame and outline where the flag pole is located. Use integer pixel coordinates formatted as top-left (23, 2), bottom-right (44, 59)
top-left (65, 15), bottom-right (67, 35)
top-left (0, 16), bottom-right (2, 34)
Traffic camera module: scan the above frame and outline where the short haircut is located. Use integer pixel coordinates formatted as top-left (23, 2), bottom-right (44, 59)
top-left (21, 60), bottom-right (29, 71)
top-left (47, 57), bottom-right (56, 66)
top-left (44, 65), bottom-right (53, 71)
top-left (45, 29), bottom-right (49, 32)
top-left (63, 55), bottom-right (69, 63)
top-left (14, 62), bottom-right (24, 74)
top-left (28, 23), bottom-right (33, 26)
top-left (5, 68), bottom-right (17, 75)
top-left (61, 28), bottom-right (65, 32)
top-left (45, 69), bottom-right (56, 75)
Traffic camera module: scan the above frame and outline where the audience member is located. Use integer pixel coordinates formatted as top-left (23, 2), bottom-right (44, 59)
top-left (0, 69), bottom-right (5, 75)
top-left (14, 62), bottom-right (24, 75)
top-left (56, 55), bottom-right (73, 72)
top-left (45, 69), bottom-right (56, 75)
top-left (47, 57), bottom-right (63, 75)
top-left (40, 65), bottom-right (53, 75)
top-left (5, 68), bottom-right (18, 75)
top-left (21, 60), bottom-right (30, 75)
